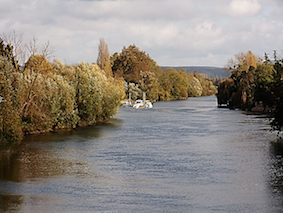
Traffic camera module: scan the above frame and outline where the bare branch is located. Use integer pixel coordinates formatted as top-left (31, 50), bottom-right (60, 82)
top-left (26, 36), bottom-right (38, 56)
top-left (42, 40), bottom-right (55, 60)
top-left (1, 31), bottom-right (55, 66)
top-left (1, 30), bottom-right (25, 65)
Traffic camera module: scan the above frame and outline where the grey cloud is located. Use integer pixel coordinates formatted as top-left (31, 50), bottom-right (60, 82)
top-left (1, 0), bottom-right (283, 66)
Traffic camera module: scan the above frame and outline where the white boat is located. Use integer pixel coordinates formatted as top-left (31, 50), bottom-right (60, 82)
top-left (133, 99), bottom-right (153, 109)
top-left (133, 99), bottom-right (143, 109)
top-left (145, 100), bottom-right (153, 108)
top-left (132, 92), bottom-right (153, 109)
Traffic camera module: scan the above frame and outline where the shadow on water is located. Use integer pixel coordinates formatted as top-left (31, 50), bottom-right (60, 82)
top-left (0, 118), bottom-right (123, 181)
top-left (2, 96), bottom-right (283, 213)
top-left (0, 144), bottom-right (25, 212)
top-left (0, 194), bottom-right (22, 213)
top-left (0, 118), bottom-right (123, 212)
top-left (268, 140), bottom-right (283, 196)
top-left (21, 118), bottom-right (123, 144)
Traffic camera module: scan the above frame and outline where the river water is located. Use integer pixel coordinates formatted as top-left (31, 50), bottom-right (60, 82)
top-left (0, 96), bottom-right (283, 212)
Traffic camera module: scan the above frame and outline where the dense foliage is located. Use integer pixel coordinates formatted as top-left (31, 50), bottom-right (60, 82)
top-left (111, 45), bottom-right (217, 101)
top-left (0, 38), bottom-right (124, 144)
top-left (0, 36), bottom-right (218, 144)
top-left (217, 51), bottom-right (283, 134)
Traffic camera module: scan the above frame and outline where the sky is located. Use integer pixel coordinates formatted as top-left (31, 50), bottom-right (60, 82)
top-left (1, 0), bottom-right (283, 67)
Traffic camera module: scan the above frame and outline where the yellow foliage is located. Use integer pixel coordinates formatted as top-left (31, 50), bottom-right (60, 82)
top-left (25, 54), bottom-right (53, 76)
top-left (244, 51), bottom-right (257, 72)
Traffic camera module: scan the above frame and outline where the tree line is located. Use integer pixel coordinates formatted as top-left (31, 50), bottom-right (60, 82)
top-left (0, 34), bottom-right (217, 144)
top-left (111, 44), bottom-right (217, 102)
top-left (0, 37), bottom-right (124, 144)
top-left (217, 51), bottom-right (283, 135)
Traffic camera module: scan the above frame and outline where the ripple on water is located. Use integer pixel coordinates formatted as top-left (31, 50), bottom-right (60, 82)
top-left (0, 96), bottom-right (281, 213)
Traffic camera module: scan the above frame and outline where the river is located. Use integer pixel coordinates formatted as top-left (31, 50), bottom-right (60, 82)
top-left (0, 96), bottom-right (283, 212)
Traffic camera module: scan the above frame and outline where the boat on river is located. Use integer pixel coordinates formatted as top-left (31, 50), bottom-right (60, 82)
top-left (133, 99), bottom-right (153, 109)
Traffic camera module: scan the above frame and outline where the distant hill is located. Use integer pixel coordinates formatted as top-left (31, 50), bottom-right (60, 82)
top-left (161, 66), bottom-right (228, 78)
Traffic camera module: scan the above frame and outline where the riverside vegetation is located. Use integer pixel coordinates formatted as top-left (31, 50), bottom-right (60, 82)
top-left (217, 51), bottom-right (283, 135)
top-left (0, 37), bottom-right (124, 144)
top-left (0, 36), bottom-right (216, 144)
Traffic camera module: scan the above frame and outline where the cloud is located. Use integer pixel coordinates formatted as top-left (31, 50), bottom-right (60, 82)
top-left (228, 0), bottom-right (261, 16)
top-left (1, 0), bottom-right (283, 67)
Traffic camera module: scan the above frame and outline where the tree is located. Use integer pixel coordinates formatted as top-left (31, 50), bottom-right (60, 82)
top-left (217, 78), bottom-right (234, 106)
top-left (0, 55), bottom-right (23, 144)
top-left (187, 73), bottom-right (203, 97)
top-left (219, 51), bottom-right (260, 109)
top-left (0, 38), bottom-right (18, 71)
top-left (139, 71), bottom-right (158, 100)
top-left (270, 58), bottom-right (283, 135)
top-left (244, 51), bottom-right (257, 72)
top-left (111, 45), bottom-right (161, 100)
top-left (97, 38), bottom-right (112, 77)
top-left (158, 68), bottom-right (189, 100)
top-left (111, 45), bottom-right (160, 83)
top-left (226, 51), bottom-right (260, 77)
top-left (74, 62), bottom-right (123, 125)
top-left (26, 37), bottom-right (55, 62)
top-left (270, 79), bottom-right (283, 134)
top-left (0, 34), bottom-right (125, 143)
top-left (25, 54), bottom-right (53, 75)
top-left (254, 62), bottom-right (275, 108)
top-left (1, 31), bottom-right (25, 70)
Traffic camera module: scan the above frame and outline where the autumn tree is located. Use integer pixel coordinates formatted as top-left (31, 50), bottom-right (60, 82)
top-left (220, 51), bottom-right (259, 109)
top-left (111, 45), bottom-right (162, 100)
top-left (0, 38), bottom-right (18, 71)
top-left (0, 53), bottom-right (22, 144)
top-left (111, 45), bottom-right (161, 83)
top-left (226, 51), bottom-right (260, 78)
top-left (25, 54), bottom-right (53, 75)
top-left (97, 38), bottom-right (112, 77)
top-left (218, 50), bottom-right (282, 111)
top-left (0, 34), bottom-right (125, 143)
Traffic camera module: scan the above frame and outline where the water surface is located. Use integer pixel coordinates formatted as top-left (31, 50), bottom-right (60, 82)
top-left (0, 96), bottom-right (282, 212)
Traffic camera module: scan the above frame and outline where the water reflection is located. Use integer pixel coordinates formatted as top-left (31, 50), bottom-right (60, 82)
top-left (0, 143), bottom-right (88, 183)
top-left (1, 96), bottom-right (283, 212)
top-left (0, 194), bottom-right (22, 213)
top-left (0, 125), bottom-right (107, 213)
top-left (0, 124), bottom-right (114, 184)
top-left (23, 126), bottom-right (103, 144)
top-left (269, 141), bottom-right (283, 195)
top-left (0, 121), bottom-right (120, 182)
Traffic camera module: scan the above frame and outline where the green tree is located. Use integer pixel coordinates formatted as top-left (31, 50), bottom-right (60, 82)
top-left (0, 56), bottom-right (22, 144)
top-left (254, 62), bottom-right (275, 108)
top-left (74, 62), bottom-right (124, 125)
top-left (139, 71), bottom-right (158, 100)
top-left (270, 58), bottom-right (283, 135)
top-left (158, 68), bottom-right (189, 100)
